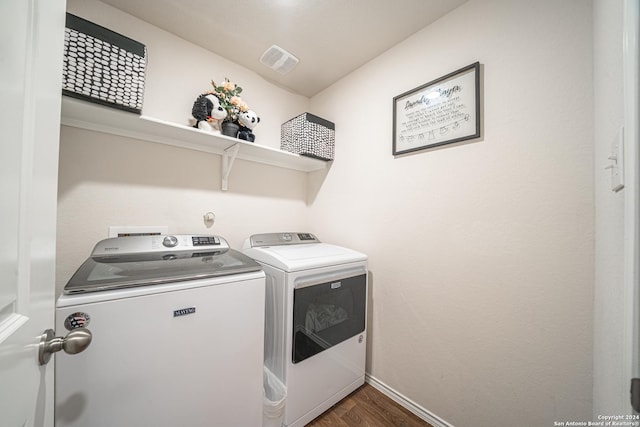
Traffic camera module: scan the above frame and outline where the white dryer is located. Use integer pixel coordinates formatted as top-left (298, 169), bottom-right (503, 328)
top-left (243, 232), bottom-right (368, 427)
top-left (55, 234), bottom-right (265, 427)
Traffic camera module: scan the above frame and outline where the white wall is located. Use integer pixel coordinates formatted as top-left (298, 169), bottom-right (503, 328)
top-left (308, 0), bottom-right (594, 426)
top-left (593, 0), bottom-right (630, 417)
top-left (56, 0), bottom-right (312, 294)
top-left (56, 126), bottom-right (311, 294)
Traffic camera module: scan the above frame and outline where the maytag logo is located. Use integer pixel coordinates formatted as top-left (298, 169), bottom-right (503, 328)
top-left (331, 282), bottom-right (342, 289)
top-left (173, 307), bottom-right (196, 317)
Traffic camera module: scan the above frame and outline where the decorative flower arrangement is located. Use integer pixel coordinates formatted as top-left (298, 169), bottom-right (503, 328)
top-left (211, 78), bottom-right (249, 124)
top-left (190, 77), bottom-right (259, 140)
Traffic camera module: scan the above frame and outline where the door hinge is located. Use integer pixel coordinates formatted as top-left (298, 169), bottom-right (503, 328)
top-left (631, 378), bottom-right (640, 412)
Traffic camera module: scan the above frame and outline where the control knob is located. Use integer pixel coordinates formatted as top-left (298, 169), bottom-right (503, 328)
top-left (163, 235), bottom-right (178, 248)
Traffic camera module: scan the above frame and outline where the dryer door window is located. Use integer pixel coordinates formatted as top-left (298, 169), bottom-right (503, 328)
top-left (292, 273), bottom-right (366, 364)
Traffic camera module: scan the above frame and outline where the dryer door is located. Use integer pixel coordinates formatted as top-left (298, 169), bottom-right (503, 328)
top-left (292, 272), bottom-right (366, 363)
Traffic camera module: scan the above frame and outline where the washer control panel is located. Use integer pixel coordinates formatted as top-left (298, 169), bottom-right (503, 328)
top-left (92, 234), bottom-right (227, 256)
top-left (248, 232), bottom-right (320, 247)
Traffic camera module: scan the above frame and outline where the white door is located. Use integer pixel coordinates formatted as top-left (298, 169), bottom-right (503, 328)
top-left (0, 0), bottom-right (66, 426)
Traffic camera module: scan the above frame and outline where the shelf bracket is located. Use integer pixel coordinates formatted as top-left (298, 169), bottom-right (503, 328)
top-left (222, 143), bottom-right (240, 191)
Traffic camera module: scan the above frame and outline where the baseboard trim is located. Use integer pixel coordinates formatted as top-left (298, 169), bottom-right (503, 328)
top-left (365, 374), bottom-right (455, 427)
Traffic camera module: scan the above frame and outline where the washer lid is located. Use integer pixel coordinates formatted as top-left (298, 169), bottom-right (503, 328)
top-left (64, 235), bottom-right (262, 294)
top-left (243, 242), bottom-right (367, 272)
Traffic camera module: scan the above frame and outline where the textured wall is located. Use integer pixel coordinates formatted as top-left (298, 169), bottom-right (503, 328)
top-left (308, 0), bottom-right (594, 425)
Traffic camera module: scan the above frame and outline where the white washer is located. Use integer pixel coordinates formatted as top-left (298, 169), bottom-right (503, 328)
top-left (243, 232), bottom-right (368, 427)
top-left (55, 234), bottom-right (265, 427)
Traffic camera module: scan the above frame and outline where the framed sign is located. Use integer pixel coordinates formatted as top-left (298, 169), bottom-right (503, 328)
top-left (393, 62), bottom-right (480, 155)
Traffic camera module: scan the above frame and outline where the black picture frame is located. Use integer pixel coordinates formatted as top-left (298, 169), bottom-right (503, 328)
top-left (393, 62), bottom-right (480, 155)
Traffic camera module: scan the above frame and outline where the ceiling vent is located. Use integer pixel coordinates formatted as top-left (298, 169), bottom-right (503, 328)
top-left (260, 45), bottom-right (299, 75)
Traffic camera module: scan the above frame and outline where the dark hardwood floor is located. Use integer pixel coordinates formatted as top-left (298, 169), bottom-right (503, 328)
top-left (306, 383), bottom-right (434, 427)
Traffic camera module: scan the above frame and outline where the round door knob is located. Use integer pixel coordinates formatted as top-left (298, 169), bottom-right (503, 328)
top-left (163, 235), bottom-right (178, 247)
top-left (39, 327), bottom-right (92, 365)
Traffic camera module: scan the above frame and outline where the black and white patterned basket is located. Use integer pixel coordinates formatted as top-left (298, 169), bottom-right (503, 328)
top-left (280, 113), bottom-right (335, 161)
top-left (62, 14), bottom-right (146, 114)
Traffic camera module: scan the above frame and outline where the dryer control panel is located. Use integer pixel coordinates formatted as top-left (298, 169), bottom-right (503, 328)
top-left (247, 232), bottom-right (320, 247)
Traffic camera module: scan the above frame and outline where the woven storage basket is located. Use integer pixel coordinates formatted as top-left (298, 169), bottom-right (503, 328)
top-left (280, 113), bottom-right (335, 161)
top-left (62, 14), bottom-right (146, 114)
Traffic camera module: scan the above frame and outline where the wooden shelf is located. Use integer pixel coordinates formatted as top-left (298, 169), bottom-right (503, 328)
top-left (60, 97), bottom-right (328, 182)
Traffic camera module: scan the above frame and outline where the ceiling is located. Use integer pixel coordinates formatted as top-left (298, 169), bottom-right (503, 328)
top-left (100, 0), bottom-right (468, 97)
